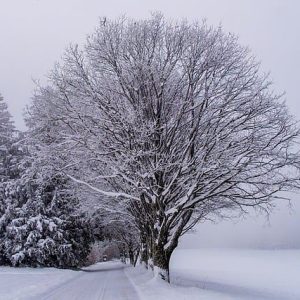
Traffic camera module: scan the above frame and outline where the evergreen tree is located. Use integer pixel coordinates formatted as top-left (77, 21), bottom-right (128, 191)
top-left (0, 93), bottom-right (92, 268)
top-left (0, 93), bottom-right (16, 180)
top-left (2, 163), bottom-right (93, 268)
top-left (0, 93), bottom-right (18, 264)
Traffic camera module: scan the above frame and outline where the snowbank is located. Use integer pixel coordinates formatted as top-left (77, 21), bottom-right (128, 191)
top-left (0, 266), bottom-right (79, 300)
top-left (125, 264), bottom-right (217, 300)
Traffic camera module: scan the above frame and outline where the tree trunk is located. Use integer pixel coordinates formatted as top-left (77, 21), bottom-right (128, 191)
top-left (128, 248), bottom-right (134, 265)
top-left (140, 241), bottom-right (149, 268)
top-left (152, 221), bottom-right (184, 282)
top-left (152, 242), bottom-right (172, 282)
top-left (133, 248), bottom-right (140, 267)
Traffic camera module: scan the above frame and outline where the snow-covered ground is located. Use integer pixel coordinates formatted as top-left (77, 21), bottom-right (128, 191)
top-left (0, 266), bottom-right (79, 300)
top-left (0, 249), bottom-right (299, 300)
top-left (126, 248), bottom-right (300, 300)
top-left (170, 249), bottom-right (300, 300)
top-left (0, 262), bottom-right (139, 300)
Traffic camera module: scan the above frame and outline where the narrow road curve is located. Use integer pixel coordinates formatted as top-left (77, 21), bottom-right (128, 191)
top-left (32, 262), bottom-right (140, 300)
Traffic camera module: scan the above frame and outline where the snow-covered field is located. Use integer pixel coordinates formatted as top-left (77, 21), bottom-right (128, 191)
top-left (126, 248), bottom-right (300, 300)
top-left (170, 249), bottom-right (300, 300)
top-left (0, 249), bottom-right (299, 300)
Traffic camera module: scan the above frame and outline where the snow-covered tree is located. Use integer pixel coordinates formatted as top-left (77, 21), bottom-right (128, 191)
top-left (100, 218), bottom-right (140, 265)
top-left (0, 93), bottom-right (19, 264)
top-left (0, 93), bottom-right (93, 268)
top-left (2, 166), bottom-right (93, 268)
top-left (0, 93), bottom-right (15, 170)
top-left (28, 14), bottom-right (300, 281)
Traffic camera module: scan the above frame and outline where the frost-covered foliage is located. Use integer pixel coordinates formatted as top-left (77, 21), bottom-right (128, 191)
top-left (0, 93), bottom-right (18, 196)
top-left (27, 14), bottom-right (300, 281)
top-left (101, 219), bottom-right (140, 265)
top-left (0, 93), bottom-right (21, 265)
top-left (2, 173), bottom-right (93, 268)
top-left (0, 94), bottom-right (93, 268)
top-left (0, 93), bottom-right (15, 176)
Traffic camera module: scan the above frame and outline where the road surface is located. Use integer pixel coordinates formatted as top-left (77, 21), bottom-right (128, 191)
top-left (31, 262), bottom-right (140, 300)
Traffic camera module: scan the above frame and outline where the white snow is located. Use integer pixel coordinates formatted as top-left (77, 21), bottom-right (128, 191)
top-left (171, 248), bottom-right (300, 300)
top-left (125, 248), bottom-right (300, 300)
top-left (125, 265), bottom-right (221, 300)
top-left (0, 266), bottom-right (79, 300)
top-left (0, 262), bottom-right (139, 300)
top-left (0, 249), bottom-right (299, 300)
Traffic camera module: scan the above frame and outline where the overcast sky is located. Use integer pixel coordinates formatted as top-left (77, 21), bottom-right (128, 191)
top-left (1, 0), bottom-right (299, 248)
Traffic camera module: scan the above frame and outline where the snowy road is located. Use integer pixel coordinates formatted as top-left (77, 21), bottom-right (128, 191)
top-left (31, 262), bottom-right (140, 300)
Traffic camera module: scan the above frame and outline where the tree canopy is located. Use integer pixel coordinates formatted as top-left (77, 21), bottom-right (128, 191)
top-left (25, 14), bottom-right (300, 280)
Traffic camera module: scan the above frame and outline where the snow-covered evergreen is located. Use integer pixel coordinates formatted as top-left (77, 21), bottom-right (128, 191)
top-left (3, 172), bottom-right (93, 268)
top-left (0, 93), bottom-right (93, 268)
top-left (0, 93), bottom-right (18, 264)
top-left (0, 93), bottom-right (15, 177)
